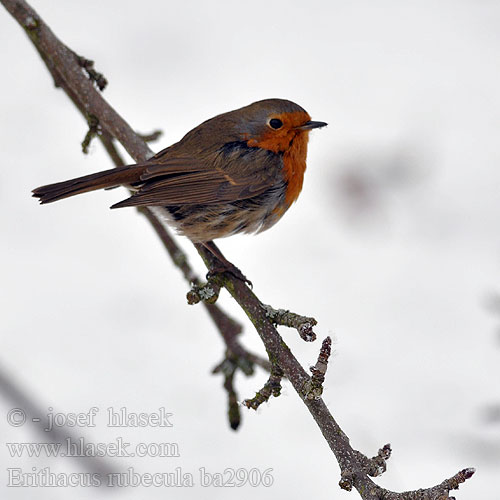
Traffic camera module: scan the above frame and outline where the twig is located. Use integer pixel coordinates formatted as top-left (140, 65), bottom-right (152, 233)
top-left (75, 53), bottom-right (107, 90)
top-left (213, 355), bottom-right (242, 430)
top-left (263, 304), bottom-right (317, 341)
top-left (243, 363), bottom-right (284, 410)
top-left (82, 114), bottom-right (101, 153)
top-left (378, 468), bottom-right (476, 500)
top-left (303, 336), bottom-right (332, 400)
top-left (187, 280), bottom-right (221, 305)
top-left (138, 129), bottom-right (163, 142)
top-left (356, 444), bottom-right (392, 479)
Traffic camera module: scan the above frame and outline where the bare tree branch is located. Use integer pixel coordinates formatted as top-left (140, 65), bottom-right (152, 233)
top-left (1, 0), bottom-right (475, 497)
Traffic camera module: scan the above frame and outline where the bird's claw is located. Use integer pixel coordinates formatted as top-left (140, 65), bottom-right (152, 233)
top-left (206, 263), bottom-right (252, 288)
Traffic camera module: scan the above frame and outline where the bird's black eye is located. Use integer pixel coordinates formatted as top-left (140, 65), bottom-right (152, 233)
top-left (268, 118), bottom-right (283, 130)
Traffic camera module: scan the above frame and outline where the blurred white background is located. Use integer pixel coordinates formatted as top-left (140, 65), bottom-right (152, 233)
top-left (1, 0), bottom-right (499, 498)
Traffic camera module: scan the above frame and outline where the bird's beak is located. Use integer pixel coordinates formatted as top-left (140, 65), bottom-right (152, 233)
top-left (295, 120), bottom-right (328, 131)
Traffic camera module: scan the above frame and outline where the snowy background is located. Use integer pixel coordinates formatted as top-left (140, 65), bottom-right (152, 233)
top-left (1, 0), bottom-right (499, 498)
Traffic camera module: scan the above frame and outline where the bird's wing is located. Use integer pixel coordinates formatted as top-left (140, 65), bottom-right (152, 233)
top-left (111, 143), bottom-right (282, 208)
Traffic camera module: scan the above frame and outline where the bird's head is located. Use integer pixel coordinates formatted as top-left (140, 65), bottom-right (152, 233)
top-left (232, 98), bottom-right (327, 153)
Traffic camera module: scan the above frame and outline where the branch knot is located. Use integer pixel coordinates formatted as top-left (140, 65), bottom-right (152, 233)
top-left (75, 53), bottom-right (107, 91)
top-left (187, 280), bottom-right (221, 305)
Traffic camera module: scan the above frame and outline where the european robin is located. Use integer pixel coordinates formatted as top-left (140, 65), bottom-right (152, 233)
top-left (33, 98), bottom-right (327, 278)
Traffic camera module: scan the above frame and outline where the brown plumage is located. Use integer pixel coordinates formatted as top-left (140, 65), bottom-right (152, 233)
top-left (33, 99), bottom-right (326, 245)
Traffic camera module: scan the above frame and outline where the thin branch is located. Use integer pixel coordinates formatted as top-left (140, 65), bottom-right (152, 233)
top-left (303, 336), bottom-right (332, 400)
top-left (1, 1), bottom-right (475, 498)
top-left (263, 304), bottom-right (318, 341)
top-left (379, 468), bottom-right (476, 500)
top-left (213, 355), bottom-right (242, 430)
top-left (243, 363), bottom-right (284, 410)
top-left (138, 129), bottom-right (163, 143)
top-left (82, 113), bottom-right (101, 153)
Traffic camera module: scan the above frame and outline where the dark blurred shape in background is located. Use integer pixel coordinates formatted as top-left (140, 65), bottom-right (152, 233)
top-left (331, 143), bottom-right (430, 225)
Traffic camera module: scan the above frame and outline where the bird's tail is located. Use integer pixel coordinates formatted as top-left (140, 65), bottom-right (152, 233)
top-left (32, 165), bottom-right (145, 204)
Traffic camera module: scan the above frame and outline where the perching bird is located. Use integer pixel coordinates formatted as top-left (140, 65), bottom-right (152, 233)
top-left (33, 98), bottom-right (327, 278)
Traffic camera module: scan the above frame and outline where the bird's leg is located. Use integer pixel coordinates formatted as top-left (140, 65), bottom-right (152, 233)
top-left (201, 240), bottom-right (252, 287)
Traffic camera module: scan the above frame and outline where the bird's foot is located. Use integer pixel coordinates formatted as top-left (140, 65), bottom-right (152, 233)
top-left (206, 262), bottom-right (253, 288)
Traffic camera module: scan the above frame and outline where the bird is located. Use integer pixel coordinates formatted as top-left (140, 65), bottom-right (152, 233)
top-left (32, 98), bottom-right (327, 280)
